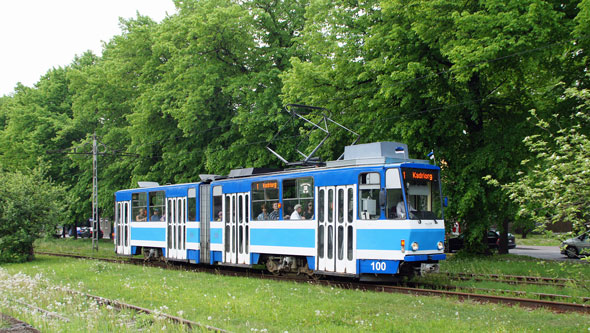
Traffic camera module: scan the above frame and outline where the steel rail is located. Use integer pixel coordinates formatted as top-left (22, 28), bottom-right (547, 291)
top-left (358, 284), bottom-right (590, 314)
top-left (0, 313), bottom-right (40, 332)
top-left (66, 290), bottom-right (227, 332)
top-left (34, 252), bottom-right (227, 331)
top-left (408, 282), bottom-right (590, 303)
top-left (441, 272), bottom-right (586, 287)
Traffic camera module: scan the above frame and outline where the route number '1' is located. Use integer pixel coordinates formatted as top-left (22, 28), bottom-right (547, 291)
top-left (371, 261), bottom-right (386, 271)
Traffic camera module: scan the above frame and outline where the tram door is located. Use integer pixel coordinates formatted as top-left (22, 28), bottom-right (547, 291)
top-left (335, 185), bottom-right (355, 273)
top-left (237, 193), bottom-right (250, 264)
top-left (224, 193), bottom-right (250, 264)
top-left (116, 201), bottom-right (131, 255)
top-left (318, 186), bottom-right (355, 273)
top-left (167, 197), bottom-right (187, 260)
top-left (318, 187), bottom-right (335, 271)
top-left (223, 194), bottom-right (237, 263)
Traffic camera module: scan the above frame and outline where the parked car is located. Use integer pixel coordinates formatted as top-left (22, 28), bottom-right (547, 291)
top-left (560, 232), bottom-right (590, 258)
top-left (90, 228), bottom-right (104, 239)
top-left (447, 230), bottom-right (516, 252)
top-left (78, 227), bottom-right (91, 238)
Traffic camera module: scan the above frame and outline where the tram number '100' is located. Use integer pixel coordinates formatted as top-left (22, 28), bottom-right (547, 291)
top-left (371, 261), bottom-right (386, 271)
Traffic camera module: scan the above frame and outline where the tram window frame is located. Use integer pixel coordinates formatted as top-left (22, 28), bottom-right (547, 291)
top-left (188, 188), bottom-right (197, 222)
top-left (358, 172), bottom-right (381, 220)
top-left (282, 177), bottom-right (314, 220)
top-left (251, 180), bottom-right (279, 220)
top-left (385, 168), bottom-right (403, 219)
top-left (149, 191), bottom-right (166, 222)
top-left (400, 168), bottom-right (443, 220)
top-left (213, 186), bottom-right (222, 222)
top-left (131, 192), bottom-right (147, 222)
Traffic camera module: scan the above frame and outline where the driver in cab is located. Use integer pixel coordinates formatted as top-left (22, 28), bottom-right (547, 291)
top-left (396, 193), bottom-right (415, 219)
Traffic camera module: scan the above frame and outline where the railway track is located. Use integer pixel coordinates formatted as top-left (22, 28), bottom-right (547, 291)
top-left (67, 289), bottom-right (227, 332)
top-left (35, 251), bottom-right (590, 315)
top-left (408, 281), bottom-right (590, 303)
top-left (441, 272), bottom-right (587, 288)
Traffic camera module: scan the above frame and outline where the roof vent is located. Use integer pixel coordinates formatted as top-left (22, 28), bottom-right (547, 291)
top-left (138, 181), bottom-right (160, 188)
top-left (228, 167), bottom-right (282, 178)
top-left (199, 174), bottom-right (221, 182)
top-left (343, 142), bottom-right (409, 160)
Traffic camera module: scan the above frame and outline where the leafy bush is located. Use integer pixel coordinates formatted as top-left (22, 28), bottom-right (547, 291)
top-left (0, 168), bottom-right (66, 263)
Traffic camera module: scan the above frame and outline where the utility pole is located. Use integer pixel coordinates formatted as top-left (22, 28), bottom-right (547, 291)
top-left (92, 132), bottom-right (99, 251)
top-left (47, 134), bottom-right (137, 252)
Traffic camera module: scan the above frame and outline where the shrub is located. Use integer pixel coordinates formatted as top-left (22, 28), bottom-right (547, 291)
top-left (0, 168), bottom-right (66, 263)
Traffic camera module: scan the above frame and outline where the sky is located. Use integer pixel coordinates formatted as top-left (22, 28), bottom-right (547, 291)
top-left (0, 0), bottom-right (178, 97)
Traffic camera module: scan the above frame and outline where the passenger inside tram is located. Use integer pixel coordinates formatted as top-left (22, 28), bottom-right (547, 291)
top-left (136, 208), bottom-right (147, 222)
top-left (257, 204), bottom-right (269, 220)
top-left (269, 202), bottom-right (280, 220)
top-left (150, 209), bottom-right (162, 221)
top-left (290, 204), bottom-right (303, 220)
top-left (304, 202), bottom-right (314, 219)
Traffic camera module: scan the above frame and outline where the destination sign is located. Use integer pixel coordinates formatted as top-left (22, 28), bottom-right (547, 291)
top-left (254, 181), bottom-right (278, 190)
top-left (402, 169), bottom-right (436, 182)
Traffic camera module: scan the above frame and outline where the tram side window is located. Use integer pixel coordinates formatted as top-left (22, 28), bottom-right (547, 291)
top-left (188, 188), bottom-right (197, 221)
top-left (149, 191), bottom-right (166, 221)
top-left (359, 172), bottom-right (380, 220)
top-left (132, 193), bottom-right (147, 222)
top-left (282, 177), bottom-right (314, 220)
top-left (213, 186), bottom-right (222, 221)
top-left (251, 181), bottom-right (279, 220)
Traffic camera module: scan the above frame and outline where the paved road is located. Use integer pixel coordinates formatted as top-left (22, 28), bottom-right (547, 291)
top-left (510, 245), bottom-right (587, 263)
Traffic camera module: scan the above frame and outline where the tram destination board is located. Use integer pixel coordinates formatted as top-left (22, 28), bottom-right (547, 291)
top-left (402, 168), bottom-right (436, 182)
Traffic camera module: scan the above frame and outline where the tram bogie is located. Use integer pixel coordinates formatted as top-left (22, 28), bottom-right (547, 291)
top-left (114, 142), bottom-right (446, 278)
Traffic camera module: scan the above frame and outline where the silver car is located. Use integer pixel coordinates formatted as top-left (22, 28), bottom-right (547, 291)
top-left (560, 232), bottom-right (590, 258)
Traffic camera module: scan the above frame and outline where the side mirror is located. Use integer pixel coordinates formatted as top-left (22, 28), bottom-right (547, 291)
top-left (443, 196), bottom-right (448, 207)
top-left (379, 189), bottom-right (386, 209)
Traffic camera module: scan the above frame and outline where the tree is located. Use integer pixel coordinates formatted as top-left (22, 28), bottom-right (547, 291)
top-left (500, 84), bottom-right (590, 236)
top-left (281, 0), bottom-right (580, 253)
top-left (0, 168), bottom-right (66, 263)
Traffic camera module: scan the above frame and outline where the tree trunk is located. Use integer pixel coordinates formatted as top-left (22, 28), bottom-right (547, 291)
top-left (498, 218), bottom-right (510, 254)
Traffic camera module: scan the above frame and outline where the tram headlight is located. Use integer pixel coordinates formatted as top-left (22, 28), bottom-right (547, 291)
top-left (437, 241), bottom-right (444, 251)
top-left (411, 242), bottom-right (419, 251)
top-left (401, 240), bottom-right (405, 253)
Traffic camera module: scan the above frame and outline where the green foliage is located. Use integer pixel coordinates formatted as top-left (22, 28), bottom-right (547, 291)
top-left (281, 0), bottom-right (582, 251)
top-left (501, 84), bottom-right (590, 235)
top-left (0, 168), bottom-right (66, 263)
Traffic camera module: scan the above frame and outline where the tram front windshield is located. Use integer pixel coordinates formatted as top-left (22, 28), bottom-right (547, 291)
top-left (386, 168), bottom-right (443, 220)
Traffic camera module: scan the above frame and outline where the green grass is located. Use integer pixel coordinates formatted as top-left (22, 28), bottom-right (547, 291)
top-left (0, 317), bottom-right (11, 329)
top-left (0, 262), bottom-right (189, 332)
top-left (514, 233), bottom-right (563, 247)
top-left (1, 256), bottom-right (588, 332)
top-left (35, 237), bottom-right (134, 259)
top-left (440, 253), bottom-right (590, 280)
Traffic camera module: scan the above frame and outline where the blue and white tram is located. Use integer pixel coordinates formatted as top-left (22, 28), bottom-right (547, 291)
top-left (114, 142), bottom-right (446, 278)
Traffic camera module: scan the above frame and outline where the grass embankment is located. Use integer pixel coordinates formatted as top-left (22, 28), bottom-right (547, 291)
top-left (429, 254), bottom-right (590, 302)
top-left (1, 255), bottom-right (588, 332)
